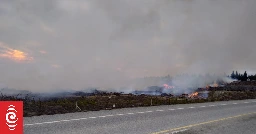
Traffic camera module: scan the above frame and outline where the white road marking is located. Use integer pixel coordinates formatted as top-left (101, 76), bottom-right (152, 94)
top-left (137, 112), bottom-right (145, 114)
top-left (60, 120), bottom-right (71, 122)
top-left (209, 105), bottom-right (215, 107)
top-left (40, 122), bottom-right (53, 124)
top-left (177, 108), bottom-right (184, 110)
top-left (27, 122), bottom-right (55, 126)
top-left (34, 123), bottom-right (45, 125)
top-left (24, 117), bottom-right (87, 126)
top-left (25, 124), bottom-right (35, 126)
top-left (71, 119), bottom-right (83, 121)
top-left (24, 100), bottom-right (256, 126)
top-left (52, 121), bottom-right (61, 123)
top-left (156, 110), bottom-right (164, 112)
top-left (89, 117), bottom-right (97, 119)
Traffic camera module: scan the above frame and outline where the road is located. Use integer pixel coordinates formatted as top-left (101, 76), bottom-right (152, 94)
top-left (24, 99), bottom-right (256, 134)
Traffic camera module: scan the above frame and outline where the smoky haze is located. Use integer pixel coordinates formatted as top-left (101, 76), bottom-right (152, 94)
top-left (0, 0), bottom-right (256, 92)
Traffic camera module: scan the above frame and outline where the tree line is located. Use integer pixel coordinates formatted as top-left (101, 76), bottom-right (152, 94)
top-left (230, 71), bottom-right (256, 81)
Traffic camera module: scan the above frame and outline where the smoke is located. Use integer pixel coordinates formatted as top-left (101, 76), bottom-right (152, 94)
top-left (168, 75), bottom-right (235, 95)
top-left (128, 74), bottom-right (236, 95)
top-left (0, 0), bottom-right (256, 92)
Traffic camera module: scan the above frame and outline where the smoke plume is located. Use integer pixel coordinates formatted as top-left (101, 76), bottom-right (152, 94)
top-left (0, 0), bottom-right (256, 92)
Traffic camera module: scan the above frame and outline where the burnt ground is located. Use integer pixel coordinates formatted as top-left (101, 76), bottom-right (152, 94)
top-left (1, 81), bottom-right (256, 117)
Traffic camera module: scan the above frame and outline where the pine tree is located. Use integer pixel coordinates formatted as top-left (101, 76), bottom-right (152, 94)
top-left (243, 71), bottom-right (248, 81)
top-left (235, 71), bottom-right (238, 79)
top-left (231, 71), bottom-right (235, 79)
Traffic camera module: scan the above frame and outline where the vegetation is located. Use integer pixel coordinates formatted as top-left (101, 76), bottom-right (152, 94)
top-left (1, 73), bottom-right (256, 117)
top-left (1, 90), bottom-right (256, 117)
top-left (230, 70), bottom-right (256, 81)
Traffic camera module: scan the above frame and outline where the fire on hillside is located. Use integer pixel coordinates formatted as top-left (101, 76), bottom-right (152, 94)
top-left (132, 83), bottom-right (217, 99)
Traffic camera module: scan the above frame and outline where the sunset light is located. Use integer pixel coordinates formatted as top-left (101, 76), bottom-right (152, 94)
top-left (0, 43), bottom-right (33, 62)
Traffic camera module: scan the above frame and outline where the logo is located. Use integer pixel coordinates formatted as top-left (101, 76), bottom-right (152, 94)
top-left (6, 105), bottom-right (19, 130)
top-left (0, 101), bottom-right (23, 134)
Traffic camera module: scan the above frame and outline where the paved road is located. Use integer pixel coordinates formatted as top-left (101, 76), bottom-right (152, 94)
top-left (161, 113), bottom-right (256, 134)
top-left (24, 99), bottom-right (256, 134)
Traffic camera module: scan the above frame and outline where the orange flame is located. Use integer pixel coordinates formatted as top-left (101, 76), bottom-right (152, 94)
top-left (213, 83), bottom-right (218, 87)
top-left (188, 92), bottom-right (199, 98)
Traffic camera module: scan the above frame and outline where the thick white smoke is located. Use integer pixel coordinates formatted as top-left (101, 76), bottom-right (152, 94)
top-left (0, 0), bottom-right (255, 92)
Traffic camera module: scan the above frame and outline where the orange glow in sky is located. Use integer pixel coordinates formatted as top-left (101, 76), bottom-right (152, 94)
top-left (0, 43), bottom-right (33, 62)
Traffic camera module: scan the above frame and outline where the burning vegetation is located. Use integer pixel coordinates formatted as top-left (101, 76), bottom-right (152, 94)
top-left (188, 92), bottom-right (199, 98)
top-left (0, 80), bottom-right (256, 117)
top-left (1, 72), bottom-right (256, 117)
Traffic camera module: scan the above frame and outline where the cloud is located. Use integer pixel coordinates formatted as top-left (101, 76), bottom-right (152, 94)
top-left (40, 22), bottom-right (55, 35)
top-left (0, 0), bottom-right (256, 91)
top-left (0, 42), bottom-right (33, 62)
top-left (39, 50), bottom-right (47, 54)
top-left (57, 0), bottom-right (90, 13)
top-left (51, 64), bottom-right (61, 68)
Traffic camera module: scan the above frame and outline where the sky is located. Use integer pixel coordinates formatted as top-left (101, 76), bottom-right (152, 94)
top-left (0, 0), bottom-right (256, 92)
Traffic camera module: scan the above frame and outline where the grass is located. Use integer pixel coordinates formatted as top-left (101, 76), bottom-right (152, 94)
top-left (1, 90), bottom-right (256, 117)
